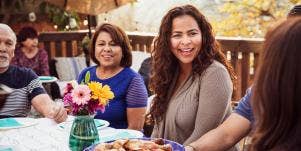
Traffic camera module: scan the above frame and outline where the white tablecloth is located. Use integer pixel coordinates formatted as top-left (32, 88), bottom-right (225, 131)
top-left (0, 117), bottom-right (141, 151)
top-left (1, 118), bottom-right (72, 151)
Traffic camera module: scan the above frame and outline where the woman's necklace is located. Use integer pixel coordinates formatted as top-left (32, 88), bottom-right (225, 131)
top-left (96, 66), bottom-right (124, 80)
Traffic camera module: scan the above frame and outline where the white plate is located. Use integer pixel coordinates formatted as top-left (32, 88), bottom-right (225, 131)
top-left (38, 76), bottom-right (58, 83)
top-left (95, 119), bottom-right (110, 130)
top-left (98, 127), bottom-right (119, 138)
top-left (0, 118), bottom-right (38, 130)
top-left (98, 129), bottom-right (144, 143)
top-left (117, 129), bottom-right (144, 138)
top-left (58, 119), bottom-right (109, 131)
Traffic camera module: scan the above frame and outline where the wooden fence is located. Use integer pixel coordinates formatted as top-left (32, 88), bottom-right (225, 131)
top-left (38, 31), bottom-right (264, 101)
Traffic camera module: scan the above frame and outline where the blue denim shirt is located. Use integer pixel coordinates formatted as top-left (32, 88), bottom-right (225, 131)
top-left (234, 88), bottom-right (254, 124)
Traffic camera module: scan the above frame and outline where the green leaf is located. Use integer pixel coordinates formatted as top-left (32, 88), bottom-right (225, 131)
top-left (80, 79), bottom-right (84, 85)
top-left (84, 71), bottom-right (91, 84)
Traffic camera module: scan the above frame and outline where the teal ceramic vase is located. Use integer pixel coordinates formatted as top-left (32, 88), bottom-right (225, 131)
top-left (69, 115), bottom-right (99, 151)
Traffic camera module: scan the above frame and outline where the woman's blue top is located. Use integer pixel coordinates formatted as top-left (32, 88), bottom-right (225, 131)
top-left (77, 66), bottom-right (148, 129)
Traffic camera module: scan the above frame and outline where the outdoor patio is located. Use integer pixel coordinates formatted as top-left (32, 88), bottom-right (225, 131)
top-left (1, 0), bottom-right (300, 151)
top-left (37, 30), bottom-right (262, 101)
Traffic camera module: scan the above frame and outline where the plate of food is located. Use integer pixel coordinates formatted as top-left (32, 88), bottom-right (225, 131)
top-left (84, 138), bottom-right (184, 151)
top-left (0, 118), bottom-right (38, 130)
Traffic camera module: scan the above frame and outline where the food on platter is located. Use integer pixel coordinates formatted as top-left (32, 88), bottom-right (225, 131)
top-left (94, 138), bottom-right (172, 151)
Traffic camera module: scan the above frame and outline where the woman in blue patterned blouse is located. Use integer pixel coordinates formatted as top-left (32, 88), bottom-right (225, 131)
top-left (77, 23), bottom-right (148, 130)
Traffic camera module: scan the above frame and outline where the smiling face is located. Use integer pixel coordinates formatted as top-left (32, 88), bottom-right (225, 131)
top-left (94, 31), bottom-right (123, 68)
top-left (170, 15), bottom-right (202, 67)
top-left (21, 37), bottom-right (38, 51)
top-left (0, 28), bottom-right (15, 73)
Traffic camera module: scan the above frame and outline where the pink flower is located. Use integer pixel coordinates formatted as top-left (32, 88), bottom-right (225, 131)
top-left (63, 93), bottom-right (72, 106)
top-left (62, 77), bottom-right (114, 115)
top-left (71, 85), bottom-right (91, 105)
top-left (63, 83), bottom-right (73, 95)
top-left (98, 104), bottom-right (106, 113)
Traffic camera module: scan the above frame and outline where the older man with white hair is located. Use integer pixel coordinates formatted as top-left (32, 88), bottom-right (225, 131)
top-left (0, 23), bottom-right (67, 123)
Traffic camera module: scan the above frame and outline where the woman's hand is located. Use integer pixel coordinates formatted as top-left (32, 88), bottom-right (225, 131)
top-left (185, 145), bottom-right (196, 151)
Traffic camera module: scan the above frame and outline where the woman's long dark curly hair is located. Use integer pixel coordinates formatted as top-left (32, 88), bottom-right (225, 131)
top-left (149, 5), bottom-right (236, 123)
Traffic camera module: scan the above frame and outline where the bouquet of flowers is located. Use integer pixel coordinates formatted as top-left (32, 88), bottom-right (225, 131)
top-left (63, 72), bottom-right (114, 115)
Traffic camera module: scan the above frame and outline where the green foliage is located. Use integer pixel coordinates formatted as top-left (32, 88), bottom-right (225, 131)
top-left (81, 35), bottom-right (91, 51)
top-left (212, 0), bottom-right (301, 37)
top-left (43, 4), bottom-right (80, 31)
top-left (84, 71), bottom-right (91, 84)
top-left (0, 0), bottom-right (44, 24)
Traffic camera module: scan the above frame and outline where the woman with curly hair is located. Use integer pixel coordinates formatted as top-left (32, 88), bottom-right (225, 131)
top-left (149, 4), bottom-right (236, 147)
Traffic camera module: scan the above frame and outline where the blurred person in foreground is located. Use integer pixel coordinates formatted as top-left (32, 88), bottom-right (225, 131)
top-left (149, 4), bottom-right (236, 150)
top-left (250, 17), bottom-right (301, 151)
top-left (0, 23), bottom-right (66, 123)
top-left (184, 5), bottom-right (301, 151)
top-left (77, 23), bottom-right (148, 130)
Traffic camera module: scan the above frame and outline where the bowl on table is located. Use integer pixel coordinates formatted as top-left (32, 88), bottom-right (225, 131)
top-left (84, 137), bottom-right (185, 151)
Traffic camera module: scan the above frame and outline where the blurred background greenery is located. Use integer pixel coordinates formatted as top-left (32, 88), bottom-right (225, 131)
top-left (0, 0), bottom-right (300, 37)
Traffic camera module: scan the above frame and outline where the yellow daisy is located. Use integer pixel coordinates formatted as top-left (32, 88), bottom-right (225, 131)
top-left (88, 81), bottom-right (114, 105)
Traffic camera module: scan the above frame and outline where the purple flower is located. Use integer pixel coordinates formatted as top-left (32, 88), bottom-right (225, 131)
top-left (63, 93), bottom-right (72, 106)
top-left (63, 83), bottom-right (74, 95)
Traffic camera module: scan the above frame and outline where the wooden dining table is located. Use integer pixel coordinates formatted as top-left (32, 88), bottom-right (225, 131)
top-left (0, 116), bottom-right (143, 151)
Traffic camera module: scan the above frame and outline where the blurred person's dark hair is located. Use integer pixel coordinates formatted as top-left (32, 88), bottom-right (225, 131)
top-left (251, 17), bottom-right (301, 151)
top-left (17, 26), bottom-right (38, 43)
